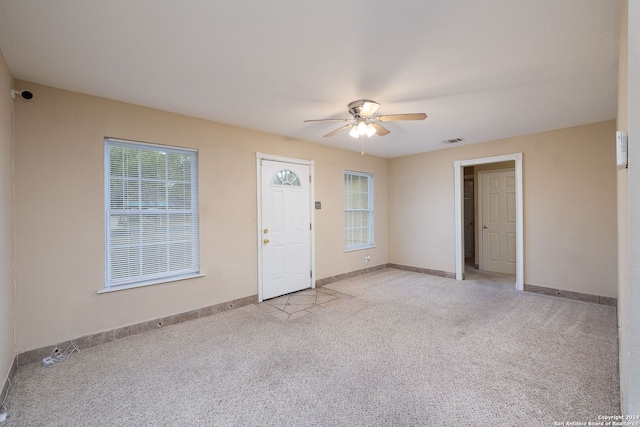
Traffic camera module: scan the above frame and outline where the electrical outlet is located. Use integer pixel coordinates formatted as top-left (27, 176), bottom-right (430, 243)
top-left (365, 255), bottom-right (371, 263)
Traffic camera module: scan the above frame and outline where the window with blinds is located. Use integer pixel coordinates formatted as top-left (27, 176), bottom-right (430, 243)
top-left (105, 138), bottom-right (199, 289)
top-left (344, 171), bottom-right (374, 250)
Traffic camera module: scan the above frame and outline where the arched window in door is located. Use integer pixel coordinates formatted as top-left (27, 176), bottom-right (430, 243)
top-left (272, 170), bottom-right (301, 186)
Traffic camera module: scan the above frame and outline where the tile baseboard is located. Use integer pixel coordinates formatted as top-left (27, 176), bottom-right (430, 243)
top-left (387, 263), bottom-right (456, 279)
top-left (15, 277), bottom-right (614, 369)
top-left (524, 283), bottom-right (616, 307)
top-left (1, 356), bottom-right (17, 412)
top-left (315, 264), bottom-right (388, 287)
top-left (315, 263), bottom-right (456, 288)
top-left (16, 294), bottom-right (257, 367)
top-left (315, 265), bottom-right (615, 309)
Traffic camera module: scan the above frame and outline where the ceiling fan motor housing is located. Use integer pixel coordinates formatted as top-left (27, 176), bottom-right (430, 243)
top-left (348, 100), bottom-right (380, 118)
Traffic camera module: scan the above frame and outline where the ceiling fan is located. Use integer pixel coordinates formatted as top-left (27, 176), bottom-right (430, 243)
top-left (304, 99), bottom-right (427, 138)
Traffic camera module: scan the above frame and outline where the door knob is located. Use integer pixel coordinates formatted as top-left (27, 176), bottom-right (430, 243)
top-left (483, 225), bottom-right (488, 229)
top-left (263, 238), bottom-right (270, 244)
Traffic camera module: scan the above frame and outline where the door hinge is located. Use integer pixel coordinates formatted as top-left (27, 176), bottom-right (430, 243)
top-left (310, 270), bottom-right (313, 278)
top-left (310, 223), bottom-right (312, 230)
top-left (309, 175), bottom-right (312, 183)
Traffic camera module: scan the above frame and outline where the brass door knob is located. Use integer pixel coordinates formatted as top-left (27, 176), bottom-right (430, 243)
top-left (263, 238), bottom-right (270, 244)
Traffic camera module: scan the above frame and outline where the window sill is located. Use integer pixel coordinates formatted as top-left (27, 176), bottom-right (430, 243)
top-left (98, 273), bottom-right (206, 294)
top-left (344, 245), bottom-right (377, 253)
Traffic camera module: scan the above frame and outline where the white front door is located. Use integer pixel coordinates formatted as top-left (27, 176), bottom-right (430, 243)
top-left (260, 160), bottom-right (312, 300)
top-left (480, 169), bottom-right (516, 275)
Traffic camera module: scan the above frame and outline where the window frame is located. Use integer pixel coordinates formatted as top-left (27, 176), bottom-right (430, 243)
top-left (103, 137), bottom-right (201, 291)
top-left (344, 170), bottom-right (375, 251)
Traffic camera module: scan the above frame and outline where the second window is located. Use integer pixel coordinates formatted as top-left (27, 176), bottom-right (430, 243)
top-left (344, 171), bottom-right (374, 250)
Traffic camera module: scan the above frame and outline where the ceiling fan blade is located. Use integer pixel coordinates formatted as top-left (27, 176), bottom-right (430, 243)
top-left (303, 118), bottom-right (351, 123)
top-left (376, 113), bottom-right (427, 122)
top-left (323, 124), bottom-right (352, 138)
top-left (370, 122), bottom-right (390, 136)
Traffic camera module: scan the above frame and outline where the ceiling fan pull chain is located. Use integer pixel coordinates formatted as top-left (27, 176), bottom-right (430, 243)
top-left (361, 134), bottom-right (365, 156)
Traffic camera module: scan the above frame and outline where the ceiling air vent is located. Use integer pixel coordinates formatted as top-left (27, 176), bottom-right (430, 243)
top-left (442, 138), bottom-right (464, 144)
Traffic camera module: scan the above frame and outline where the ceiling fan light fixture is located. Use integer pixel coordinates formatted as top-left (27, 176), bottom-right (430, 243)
top-left (356, 121), bottom-right (368, 135)
top-left (349, 122), bottom-right (377, 138)
top-left (366, 124), bottom-right (377, 137)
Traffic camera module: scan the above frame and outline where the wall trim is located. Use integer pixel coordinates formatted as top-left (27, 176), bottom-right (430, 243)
top-left (16, 294), bottom-right (257, 367)
top-left (387, 263), bottom-right (456, 279)
top-left (315, 263), bottom-right (456, 287)
top-left (524, 283), bottom-right (617, 307)
top-left (317, 265), bottom-right (614, 309)
top-left (315, 264), bottom-right (388, 287)
top-left (12, 273), bottom-right (615, 369)
top-left (1, 356), bottom-right (17, 414)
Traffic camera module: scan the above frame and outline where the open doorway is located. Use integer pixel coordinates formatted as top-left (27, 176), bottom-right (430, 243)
top-left (454, 153), bottom-right (523, 291)
top-left (463, 168), bottom-right (475, 267)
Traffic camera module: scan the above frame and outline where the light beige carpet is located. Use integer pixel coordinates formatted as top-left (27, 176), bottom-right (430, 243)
top-left (2, 269), bottom-right (619, 426)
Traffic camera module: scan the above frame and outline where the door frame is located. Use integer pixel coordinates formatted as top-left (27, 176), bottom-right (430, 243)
top-left (477, 168), bottom-right (516, 273)
top-left (256, 152), bottom-right (315, 302)
top-left (453, 153), bottom-right (523, 291)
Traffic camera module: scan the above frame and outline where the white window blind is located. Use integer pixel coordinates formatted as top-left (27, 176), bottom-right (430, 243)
top-left (105, 138), bottom-right (199, 288)
top-left (344, 171), bottom-right (374, 249)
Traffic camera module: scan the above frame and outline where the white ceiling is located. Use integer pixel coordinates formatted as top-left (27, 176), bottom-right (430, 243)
top-left (0, 0), bottom-right (620, 158)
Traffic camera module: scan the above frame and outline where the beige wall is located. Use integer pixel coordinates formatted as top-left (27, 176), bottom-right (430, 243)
top-left (12, 82), bottom-right (389, 352)
top-left (390, 120), bottom-right (618, 298)
top-left (0, 51), bottom-right (14, 383)
top-left (8, 80), bottom-right (621, 357)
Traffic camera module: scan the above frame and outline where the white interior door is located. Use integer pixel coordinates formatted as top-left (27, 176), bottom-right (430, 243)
top-left (260, 160), bottom-right (312, 300)
top-left (480, 169), bottom-right (516, 275)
